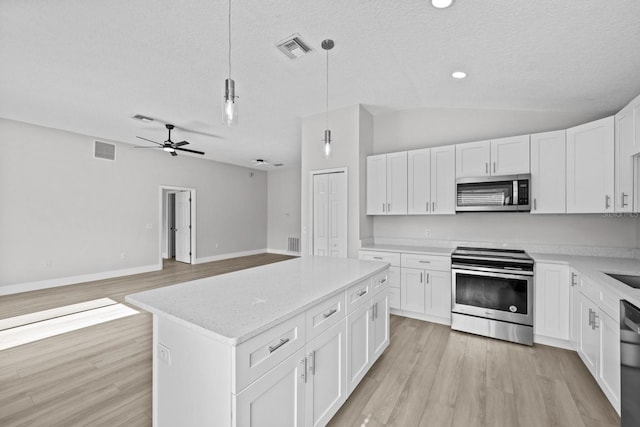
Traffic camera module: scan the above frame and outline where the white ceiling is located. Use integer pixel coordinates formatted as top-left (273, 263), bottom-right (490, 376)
top-left (2, 0), bottom-right (640, 169)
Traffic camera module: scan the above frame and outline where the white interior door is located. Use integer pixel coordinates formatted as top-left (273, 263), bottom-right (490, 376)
top-left (175, 191), bottom-right (191, 263)
top-left (313, 171), bottom-right (347, 258)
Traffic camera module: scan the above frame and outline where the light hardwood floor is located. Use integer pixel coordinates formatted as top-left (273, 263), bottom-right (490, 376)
top-left (1, 256), bottom-right (620, 426)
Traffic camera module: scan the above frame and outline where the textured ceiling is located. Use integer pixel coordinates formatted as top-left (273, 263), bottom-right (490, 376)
top-left (1, 0), bottom-right (640, 168)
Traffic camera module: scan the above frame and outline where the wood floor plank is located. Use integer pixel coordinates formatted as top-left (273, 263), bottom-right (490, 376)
top-left (485, 388), bottom-right (518, 427)
top-left (425, 330), bottom-right (468, 407)
top-left (509, 344), bottom-right (550, 427)
top-left (486, 338), bottom-right (514, 394)
top-left (451, 334), bottom-right (487, 427)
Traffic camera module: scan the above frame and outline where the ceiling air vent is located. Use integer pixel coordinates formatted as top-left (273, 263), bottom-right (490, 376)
top-left (94, 140), bottom-right (116, 161)
top-left (276, 34), bottom-right (312, 59)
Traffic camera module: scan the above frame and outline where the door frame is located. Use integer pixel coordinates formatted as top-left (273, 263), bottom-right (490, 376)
top-left (309, 167), bottom-right (348, 256)
top-left (159, 185), bottom-right (197, 265)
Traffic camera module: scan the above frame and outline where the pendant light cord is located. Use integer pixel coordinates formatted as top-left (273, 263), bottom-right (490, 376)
top-left (228, 0), bottom-right (232, 80)
top-left (325, 46), bottom-right (329, 129)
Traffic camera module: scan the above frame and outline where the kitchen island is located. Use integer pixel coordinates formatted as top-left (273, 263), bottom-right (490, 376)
top-left (126, 256), bottom-right (390, 427)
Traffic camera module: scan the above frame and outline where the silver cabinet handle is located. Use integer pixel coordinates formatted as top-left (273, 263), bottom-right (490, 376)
top-left (308, 351), bottom-right (315, 375)
top-left (485, 163), bottom-right (488, 174)
top-left (373, 256), bottom-right (383, 260)
top-left (593, 312), bottom-right (599, 330)
top-left (533, 198), bottom-right (537, 211)
top-left (426, 202), bottom-right (429, 212)
top-left (374, 302), bottom-right (378, 319)
top-left (622, 192), bottom-right (629, 208)
top-left (380, 277), bottom-right (387, 284)
top-left (588, 309), bottom-right (594, 327)
top-left (570, 272), bottom-right (577, 287)
top-left (426, 273), bottom-right (430, 284)
top-left (493, 162), bottom-right (496, 173)
top-left (432, 201), bottom-right (435, 212)
top-left (382, 203), bottom-right (385, 213)
top-left (323, 308), bottom-right (338, 319)
top-left (419, 260), bottom-right (431, 264)
top-left (605, 195), bottom-right (611, 209)
top-left (268, 338), bottom-right (290, 353)
top-left (420, 272), bottom-right (423, 283)
top-left (357, 289), bottom-right (368, 297)
top-left (388, 203), bottom-right (391, 212)
top-left (300, 358), bottom-right (307, 383)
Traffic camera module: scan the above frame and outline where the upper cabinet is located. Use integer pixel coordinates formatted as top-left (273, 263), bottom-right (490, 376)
top-left (366, 152), bottom-right (407, 215)
top-left (615, 93), bottom-right (640, 212)
top-left (530, 130), bottom-right (566, 214)
top-left (566, 116), bottom-right (614, 213)
top-left (456, 135), bottom-right (529, 178)
top-left (407, 146), bottom-right (456, 215)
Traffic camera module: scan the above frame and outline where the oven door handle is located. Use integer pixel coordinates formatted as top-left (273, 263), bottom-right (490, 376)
top-left (451, 267), bottom-right (533, 281)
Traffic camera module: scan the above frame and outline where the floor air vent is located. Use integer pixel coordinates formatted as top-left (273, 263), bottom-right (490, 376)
top-left (288, 237), bottom-right (300, 253)
top-left (94, 140), bottom-right (116, 161)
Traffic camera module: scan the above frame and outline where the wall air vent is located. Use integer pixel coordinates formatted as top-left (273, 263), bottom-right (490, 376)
top-left (94, 140), bottom-right (116, 161)
top-left (276, 34), bottom-right (312, 59)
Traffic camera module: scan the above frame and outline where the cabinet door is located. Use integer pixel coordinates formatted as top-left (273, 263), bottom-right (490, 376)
top-left (366, 154), bottom-right (387, 215)
top-left (598, 311), bottom-right (620, 412)
top-left (430, 145), bottom-right (456, 214)
top-left (577, 292), bottom-right (599, 377)
top-left (626, 93), bottom-right (640, 156)
top-left (371, 290), bottom-right (389, 360)
top-left (615, 104), bottom-right (634, 212)
top-left (455, 140), bottom-right (491, 178)
top-left (345, 302), bottom-right (372, 395)
top-left (534, 263), bottom-right (571, 340)
top-left (407, 148), bottom-right (431, 214)
top-left (566, 116), bottom-right (615, 213)
top-left (491, 135), bottom-right (530, 175)
top-left (425, 270), bottom-right (452, 320)
top-left (386, 152), bottom-right (408, 215)
top-left (305, 320), bottom-right (347, 427)
top-left (388, 286), bottom-right (401, 310)
top-left (400, 268), bottom-right (426, 313)
top-left (530, 130), bottom-right (566, 214)
top-left (235, 347), bottom-right (306, 427)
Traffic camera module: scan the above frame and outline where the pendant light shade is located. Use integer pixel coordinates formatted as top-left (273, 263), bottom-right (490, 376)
top-left (222, 0), bottom-right (238, 126)
top-left (322, 39), bottom-right (334, 158)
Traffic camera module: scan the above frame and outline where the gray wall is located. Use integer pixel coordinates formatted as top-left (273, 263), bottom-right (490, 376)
top-left (267, 167), bottom-right (301, 252)
top-left (0, 118), bottom-right (268, 288)
top-left (373, 108), bottom-right (640, 248)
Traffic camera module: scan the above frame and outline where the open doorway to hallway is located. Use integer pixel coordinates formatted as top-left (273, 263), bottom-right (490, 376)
top-left (160, 186), bottom-right (196, 266)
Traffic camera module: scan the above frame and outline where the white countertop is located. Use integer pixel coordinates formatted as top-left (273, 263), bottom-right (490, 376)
top-left (125, 256), bottom-right (388, 345)
top-left (361, 244), bottom-right (453, 256)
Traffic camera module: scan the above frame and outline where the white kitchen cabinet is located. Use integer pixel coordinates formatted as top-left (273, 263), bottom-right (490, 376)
top-left (400, 268), bottom-right (426, 313)
top-left (407, 146), bottom-right (456, 215)
top-left (305, 320), bottom-right (347, 427)
top-left (577, 291), bottom-right (599, 377)
top-left (345, 302), bottom-right (372, 394)
top-left (427, 269), bottom-right (452, 320)
top-left (615, 99), bottom-right (637, 212)
top-left (624, 93), bottom-right (640, 156)
top-left (366, 152), bottom-right (407, 215)
top-left (490, 135), bottom-right (530, 175)
top-left (359, 250), bottom-right (401, 310)
top-left (456, 140), bottom-right (491, 178)
top-left (371, 290), bottom-right (390, 360)
top-left (534, 263), bottom-right (571, 342)
top-left (599, 310), bottom-right (620, 411)
top-left (530, 130), bottom-right (566, 214)
top-left (235, 347), bottom-right (306, 427)
top-left (566, 116), bottom-right (615, 213)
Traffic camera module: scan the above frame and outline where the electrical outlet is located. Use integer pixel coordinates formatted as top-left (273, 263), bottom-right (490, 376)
top-left (425, 229), bottom-right (432, 238)
top-left (158, 344), bottom-right (171, 366)
top-left (121, 252), bottom-right (127, 260)
top-left (45, 260), bottom-right (53, 268)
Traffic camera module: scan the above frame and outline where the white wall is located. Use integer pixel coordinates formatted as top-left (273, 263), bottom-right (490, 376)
top-left (373, 108), bottom-right (640, 248)
top-left (267, 167), bottom-right (301, 253)
top-left (301, 105), bottom-right (373, 258)
top-left (0, 118), bottom-right (268, 289)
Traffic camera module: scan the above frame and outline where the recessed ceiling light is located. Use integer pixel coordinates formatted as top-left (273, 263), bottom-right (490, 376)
top-left (452, 71), bottom-right (467, 79)
top-left (432, 0), bottom-right (454, 9)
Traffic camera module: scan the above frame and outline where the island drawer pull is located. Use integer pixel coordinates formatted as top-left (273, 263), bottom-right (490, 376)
top-left (419, 260), bottom-right (431, 264)
top-left (373, 256), bottom-right (383, 260)
top-left (379, 277), bottom-right (387, 284)
top-left (357, 289), bottom-right (368, 297)
top-left (323, 308), bottom-right (338, 319)
top-left (268, 338), bottom-right (290, 353)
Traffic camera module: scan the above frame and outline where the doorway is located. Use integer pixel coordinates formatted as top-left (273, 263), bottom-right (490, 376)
top-left (312, 169), bottom-right (347, 258)
top-left (160, 186), bottom-right (196, 265)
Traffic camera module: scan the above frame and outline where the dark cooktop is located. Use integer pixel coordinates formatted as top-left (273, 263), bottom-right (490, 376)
top-left (604, 273), bottom-right (640, 290)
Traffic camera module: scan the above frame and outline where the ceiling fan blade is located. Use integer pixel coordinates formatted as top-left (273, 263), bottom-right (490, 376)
top-left (133, 145), bottom-right (162, 149)
top-left (170, 151), bottom-right (178, 157)
top-left (174, 141), bottom-right (189, 147)
top-left (136, 136), bottom-right (163, 146)
top-left (175, 147), bottom-right (205, 155)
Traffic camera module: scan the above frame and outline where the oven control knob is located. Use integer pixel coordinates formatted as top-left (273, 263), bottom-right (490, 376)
top-left (509, 305), bottom-right (518, 313)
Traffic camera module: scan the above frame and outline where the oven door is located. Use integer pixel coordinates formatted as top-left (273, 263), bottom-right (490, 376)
top-left (451, 267), bottom-right (533, 326)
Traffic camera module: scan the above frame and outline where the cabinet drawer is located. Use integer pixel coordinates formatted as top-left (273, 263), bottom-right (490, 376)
top-left (389, 287), bottom-right (401, 309)
top-left (234, 312), bottom-right (306, 393)
top-left (359, 251), bottom-right (401, 267)
top-left (371, 269), bottom-right (391, 295)
top-left (306, 292), bottom-right (346, 341)
top-left (401, 253), bottom-right (450, 271)
top-left (345, 279), bottom-right (371, 314)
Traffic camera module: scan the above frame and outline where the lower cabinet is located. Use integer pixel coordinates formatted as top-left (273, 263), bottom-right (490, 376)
top-left (577, 292), bottom-right (599, 375)
top-left (235, 347), bottom-right (307, 427)
top-left (400, 267), bottom-right (451, 320)
top-left (534, 263), bottom-right (573, 344)
top-left (372, 290), bottom-right (390, 360)
top-left (400, 268), bottom-right (426, 313)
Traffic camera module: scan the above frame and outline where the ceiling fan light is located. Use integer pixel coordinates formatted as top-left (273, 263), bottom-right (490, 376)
top-left (452, 71), bottom-right (467, 79)
top-left (431, 0), bottom-right (454, 8)
top-left (164, 147), bottom-right (175, 153)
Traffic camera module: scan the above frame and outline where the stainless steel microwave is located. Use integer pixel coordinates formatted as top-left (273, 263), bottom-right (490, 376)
top-left (456, 174), bottom-right (531, 212)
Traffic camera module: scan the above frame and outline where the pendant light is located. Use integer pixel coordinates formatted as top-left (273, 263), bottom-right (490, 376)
top-left (321, 39), bottom-right (334, 158)
top-left (222, 0), bottom-right (238, 126)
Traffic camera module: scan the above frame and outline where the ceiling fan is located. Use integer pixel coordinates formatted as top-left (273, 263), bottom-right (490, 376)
top-left (134, 124), bottom-right (205, 157)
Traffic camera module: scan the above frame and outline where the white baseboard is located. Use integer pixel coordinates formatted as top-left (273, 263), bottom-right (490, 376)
top-left (0, 264), bottom-right (162, 296)
top-left (389, 308), bottom-right (452, 326)
top-left (533, 334), bottom-right (574, 350)
top-left (267, 248), bottom-right (301, 257)
top-left (195, 249), bottom-right (268, 264)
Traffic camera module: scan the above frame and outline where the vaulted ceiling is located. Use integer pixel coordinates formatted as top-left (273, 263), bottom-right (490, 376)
top-left (1, 0), bottom-right (640, 168)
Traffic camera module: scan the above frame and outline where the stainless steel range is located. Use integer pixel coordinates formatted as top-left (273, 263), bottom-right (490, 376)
top-left (451, 247), bottom-right (534, 345)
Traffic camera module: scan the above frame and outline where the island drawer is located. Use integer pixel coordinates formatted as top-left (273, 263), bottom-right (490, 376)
top-left (345, 278), bottom-right (371, 314)
top-left (401, 253), bottom-right (450, 271)
top-left (233, 312), bottom-right (306, 393)
top-left (359, 250), bottom-right (400, 267)
top-left (371, 269), bottom-right (391, 296)
top-left (306, 292), bottom-right (346, 341)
